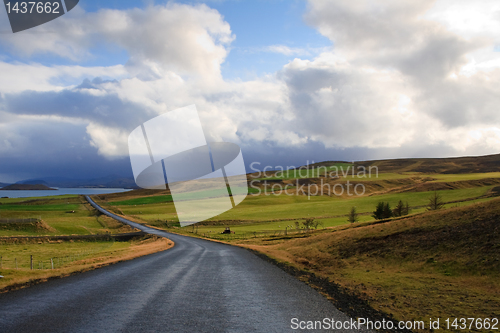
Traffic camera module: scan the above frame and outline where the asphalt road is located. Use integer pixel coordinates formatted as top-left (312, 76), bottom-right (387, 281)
top-left (0, 197), bottom-right (372, 333)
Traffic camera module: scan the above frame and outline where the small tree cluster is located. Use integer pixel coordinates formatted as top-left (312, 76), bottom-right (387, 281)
top-left (301, 218), bottom-right (323, 230)
top-left (392, 200), bottom-right (410, 217)
top-left (372, 202), bottom-right (393, 220)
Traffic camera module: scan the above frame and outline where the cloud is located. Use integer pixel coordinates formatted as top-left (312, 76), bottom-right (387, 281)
top-left (2, 1), bottom-right (500, 182)
top-left (297, 0), bottom-right (500, 149)
top-left (0, 3), bottom-right (234, 79)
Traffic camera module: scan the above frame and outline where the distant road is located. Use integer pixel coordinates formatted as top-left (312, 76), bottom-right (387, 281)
top-left (0, 196), bottom-right (371, 332)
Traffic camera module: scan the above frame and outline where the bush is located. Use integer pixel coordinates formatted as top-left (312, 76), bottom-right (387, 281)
top-left (302, 218), bottom-right (315, 230)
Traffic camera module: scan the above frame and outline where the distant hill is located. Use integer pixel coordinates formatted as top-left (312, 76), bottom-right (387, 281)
top-left (0, 183), bottom-right (11, 188)
top-left (312, 153), bottom-right (500, 174)
top-left (13, 176), bottom-right (139, 189)
top-left (1, 184), bottom-right (57, 191)
top-left (17, 179), bottom-right (49, 186)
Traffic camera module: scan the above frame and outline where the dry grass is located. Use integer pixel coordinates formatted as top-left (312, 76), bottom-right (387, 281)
top-left (0, 236), bottom-right (174, 293)
top-left (235, 199), bottom-right (500, 332)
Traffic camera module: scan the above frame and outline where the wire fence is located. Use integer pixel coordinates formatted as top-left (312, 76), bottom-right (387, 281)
top-left (196, 228), bottom-right (320, 240)
top-left (0, 249), bottom-right (101, 270)
top-left (0, 232), bottom-right (149, 270)
top-left (0, 218), bottom-right (40, 224)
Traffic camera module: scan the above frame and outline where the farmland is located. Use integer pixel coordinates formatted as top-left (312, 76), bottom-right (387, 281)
top-left (0, 194), bottom-right (173, 292)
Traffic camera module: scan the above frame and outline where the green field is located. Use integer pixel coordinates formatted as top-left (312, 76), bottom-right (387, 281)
top-left (254, 162), bottom-right (354, 180)
top-left (0, 195), bottom-right (79, 204)
top-left (0, 194), bottom-right (171, 292)
top-left (0, 204), bottom-right (80, 211)
top-left (0, 241), bottom-right (126, 270)
top-left (90, 163), bottom-right (500, 248)
top-left (116, 186), bottom-right (492, 223)
top-left (0, 196), bottom-right (133, 236)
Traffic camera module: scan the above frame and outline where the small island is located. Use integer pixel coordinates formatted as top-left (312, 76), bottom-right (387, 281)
top-left (1, 184), bottom-right (57, 191)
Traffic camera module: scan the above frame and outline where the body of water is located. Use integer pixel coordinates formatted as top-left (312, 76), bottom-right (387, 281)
top-left (0, 188), bottom-right (133, 198)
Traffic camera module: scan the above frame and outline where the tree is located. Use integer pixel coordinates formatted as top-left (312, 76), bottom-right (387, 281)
top-left (383, 202), bottom-right (393, 219)
top-left (372, 202), bottom-right (385, 220)
top-left (393, 200), bottom-right (411, 217)
top-left (372, 202), bottom-right (393, 220)
top-left (347, 206), bottom-right (359, 223)
top-left (427, 192), bottom-right (445, 211)
top-left (312, 220), bottom-right (324, 229)
top-left (393, 200), bottom-right (404, 217)
top-left (403, 201), bottom-right (410, 215)
top-left (302, 218), bottom-right (315, 230)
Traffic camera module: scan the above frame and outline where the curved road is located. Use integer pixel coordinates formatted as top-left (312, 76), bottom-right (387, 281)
top-left (0, 196), bottom-right (371, 333)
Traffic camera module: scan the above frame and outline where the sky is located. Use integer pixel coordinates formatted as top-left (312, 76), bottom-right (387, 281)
top-left (0, 0), bottom-right (500, 182)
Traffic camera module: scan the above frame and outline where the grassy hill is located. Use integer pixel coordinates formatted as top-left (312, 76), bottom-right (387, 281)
top-left (92, 153), bottom-right (500, 332)
top-left (355, 153), bottom-right (500, 174)
top-left (99, 153), bottom-right (500, 235)
top-left (238, 199), bottom-right (500, 331)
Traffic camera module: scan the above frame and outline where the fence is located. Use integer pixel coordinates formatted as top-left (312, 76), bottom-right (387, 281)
top-left (0, 232), bottom-right (148, 270)
top-left (0, 218), bottom-right (40, 224)
top-left (0, 249), bottom-right (100, 271)
top-left (0, 232), bottom-right (146, 244)
top-left (198, 228), bottom-right (319, 240)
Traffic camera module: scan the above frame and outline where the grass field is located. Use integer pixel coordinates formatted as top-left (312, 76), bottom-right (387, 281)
top-left (0, 196), bottom-right (135, 237)
top-left (0, 236), bottom-right (173, 292)
top-left (234, 199), bottom-right (500, 332)
top-left (114, 185), bottom-right (494, 227)
top-left (0, 194), bottom-right (174, 292)
top-left (254, 162), bottom-right (354, 180)
top-left (0, 195), bottom-right (79, 204)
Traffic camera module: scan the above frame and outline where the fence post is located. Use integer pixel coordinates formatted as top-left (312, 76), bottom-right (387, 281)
top-left (0, 255), bottom-right (2, 268)
top-left (51, 258), bottom-right (54, 270)
top-left (15, 258), bottom-right (17, 269)
top-left (30, 255), bottom-right (33, 270)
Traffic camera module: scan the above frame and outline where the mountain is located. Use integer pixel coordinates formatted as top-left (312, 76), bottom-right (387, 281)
top-left (0, 183), bottom-right (11, 188)
top-left (13, 176), bottom-right (138, 189)
top-left (17, 179), bottom-right (49, 186)
top-left (1, 184), bottom-right (56, 191)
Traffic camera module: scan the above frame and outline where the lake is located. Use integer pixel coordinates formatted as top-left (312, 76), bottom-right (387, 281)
top-left (0, 188), bottom-right (133, 199)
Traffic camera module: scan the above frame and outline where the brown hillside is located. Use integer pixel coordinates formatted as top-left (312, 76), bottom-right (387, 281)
top-left (356, 153), bottom-right (500, 174)
top-left (312, 153), bottom-right (500, 174)
top-left (241, 198), bottom-right (500, 329)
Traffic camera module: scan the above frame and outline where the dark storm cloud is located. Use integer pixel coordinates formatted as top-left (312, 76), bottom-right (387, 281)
top-left (0, 119), bottom-right (133, 182)
top-left (4, 80), bottom-right (154, 131)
